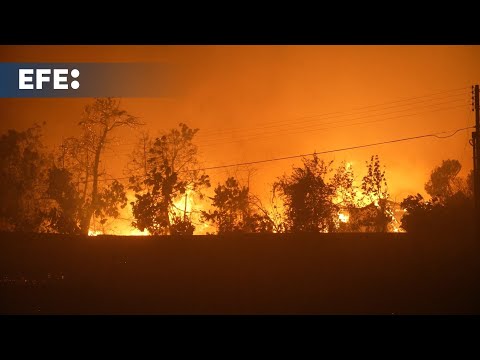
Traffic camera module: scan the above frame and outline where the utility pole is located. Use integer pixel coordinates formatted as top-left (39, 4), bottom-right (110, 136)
top-left (184, 191), bottom-right (188, 222)
top-left (61, 137), bottom-right (66, 169)
top-left (472, 85), bottom-right (480, 230)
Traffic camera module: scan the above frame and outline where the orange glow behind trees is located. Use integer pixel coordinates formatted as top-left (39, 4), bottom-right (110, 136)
top-left (0, 45), bottom-right (479, 235)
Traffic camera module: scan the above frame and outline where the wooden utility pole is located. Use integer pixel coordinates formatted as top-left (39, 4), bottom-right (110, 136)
top-left (60, 137), bottom-right (66, 169)
top-left (472, 85), bottom-right (480, 228)
top-left (184, 192), bottom-right (188, 221)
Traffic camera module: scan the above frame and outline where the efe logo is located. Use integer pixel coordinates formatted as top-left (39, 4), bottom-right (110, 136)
top-left (19, 69), bottom-right (80, 90)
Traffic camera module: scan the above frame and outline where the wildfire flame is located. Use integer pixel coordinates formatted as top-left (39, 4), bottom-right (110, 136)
top-left (338, 212), bottom-right (350, 223)
top-left (87, 190), bottom-right (152, 236)
top-left (88, 227), bottom-right (150, 236)
top-left (86, 162), bottom-right (409, 235)
top-left (171, 189), bottom-right (195, 220)
top-left (124, 228), bottom-right (150, 236)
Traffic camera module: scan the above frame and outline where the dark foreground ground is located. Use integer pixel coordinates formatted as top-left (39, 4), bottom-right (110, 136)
top-left (0, 231), bottom-right (479, 314)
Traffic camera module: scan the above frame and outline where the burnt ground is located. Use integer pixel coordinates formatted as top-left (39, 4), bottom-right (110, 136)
top-left (0, 232), bottom-right (479, 314)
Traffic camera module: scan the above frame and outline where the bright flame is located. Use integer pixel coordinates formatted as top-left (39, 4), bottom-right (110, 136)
top-left (338, 212), bottom-right (349, 223)
top-left (87, 190), bottom-right (152, 236)
top-left (89, 226), bottom-right (149, 236)
top-left (125, 228), bottom-right (150, 236)
top-left (170, 188), bottom-right (212, 234)
top-left (391, 223), bottom-right (405, 233)
top-left (171, 189), bottom-right (195, 220)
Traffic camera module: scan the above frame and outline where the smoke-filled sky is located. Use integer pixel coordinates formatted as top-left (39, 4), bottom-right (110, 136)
top-left (1, 45), bottom-right (479, 204)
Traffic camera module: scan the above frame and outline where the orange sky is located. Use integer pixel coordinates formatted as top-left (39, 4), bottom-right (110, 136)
top-left (1, 45), bottom-right (479, 204)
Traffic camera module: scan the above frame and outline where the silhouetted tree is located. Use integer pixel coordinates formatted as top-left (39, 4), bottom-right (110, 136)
top-left (249, 191), bottom-right (285, 233)
top-left (95, 180), bottom-right (128, 224)
top-left (202, 177), bottom-right (273, 234)
top-left (331, 162), bottom-right (357, 206)
top-left (401, 160), bottom-right (474, 234)
top-left (169, 214), bottom-right (196, 235)
top-left (274, 155), bottom-right (337, 233)
top-left (360, 155), bottom-right (392, 232)
top-left (125, 131), bottom-right (153, 179)
top-left (202, 177), bottom-right (249, 233)
top-left (330, 161), bottom-right (361, 231)
top-left (401, 192), bottom-right (474, 234)
top-left (43, 166), bottom-right (82, 234)
top-left (0, 124), bottom-right (49, 232)
top-left (131, 162), bottom-right (183, 234)
top-left (424, 159), bottom-right (462, 201)
top-left (130, 123), bottom-right (210, 235)
top-left (57, 98), bottom-right (140, 234)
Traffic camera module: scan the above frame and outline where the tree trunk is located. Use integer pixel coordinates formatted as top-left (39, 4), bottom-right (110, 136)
top-left (82, 151), bottom-right (89, 202)
top-left (80, 129), bottom-right (108, 235)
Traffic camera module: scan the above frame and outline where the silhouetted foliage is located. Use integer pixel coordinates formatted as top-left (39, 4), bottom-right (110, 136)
top-left (131, 123), bottom-right (210, 235)
top-left (359, 155), bottom-right (392, 232)
top-left (202, 177), bottom-right (274, 234)
top-left (243, 213), bottom-right (275, 233)
top-left (331, 161), bottom-right (357, 207)
top-left (125, 131), bottom-right (152, 179)
top-left (330, 161), bottom-right (362, 232)
top-left (2, 102), bottom-right (475, 237)
top-left (43, 168), bottom-right (128, 235)
top-left (274, 155), bottom-right (337, 233)
top-left (202, 177), bottom-right (249, 233)
top-left (401, 159), bottom-right (475, 233)
top-left (46, 98), bottom-right (138, 234)
top-left (95, 180), bottom-right (128, 222)
top-left (0, 124), bottom-right (49, 232)
top-left (131, 162), bottom-right (183, 234)
top-left (169, 215), bottom-right (195, 235)
top-left (424, 159), bottom-right (462, 201)
top-left (43, 167), bottom-right (82, 234)
top-left (77, 98), bottom-right (141, 234)
top-left (401, 192), bottom-right (474, 234)
top-left (248, 191), bottom-right (285, 233)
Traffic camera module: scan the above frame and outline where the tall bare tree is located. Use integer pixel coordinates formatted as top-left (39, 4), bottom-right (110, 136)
top-left (126, 131), bottom-right (153, 182)
top-left (57, 98), bottom-right (141, 235)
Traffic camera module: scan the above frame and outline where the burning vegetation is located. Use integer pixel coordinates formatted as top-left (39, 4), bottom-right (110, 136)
top-left (0, 98), bottom-right (474, 236)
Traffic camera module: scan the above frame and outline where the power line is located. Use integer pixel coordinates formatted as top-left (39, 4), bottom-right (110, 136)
top-left (196, 87), bottom-right (469, 138)
top-left (196, 104), bottom-right (467, 148)
top-left (105, 87), bottom-right (470, 148)
top-left (343, 86), bottom-right (469, 110)
top-left (197, 92), bottom-right (469, 141)
top-left (198, 86), bottom-right (469, 136)
top-left (196, 100), bottom-right (467, 146)
top-left (100, 102), bottom-right (468, 156)
top-left (433, 128), bottom-right (471, 139)
top-left (195, 126), bottom-right (475, 171)
top-left (89, 126), bottom-right (474, 182)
